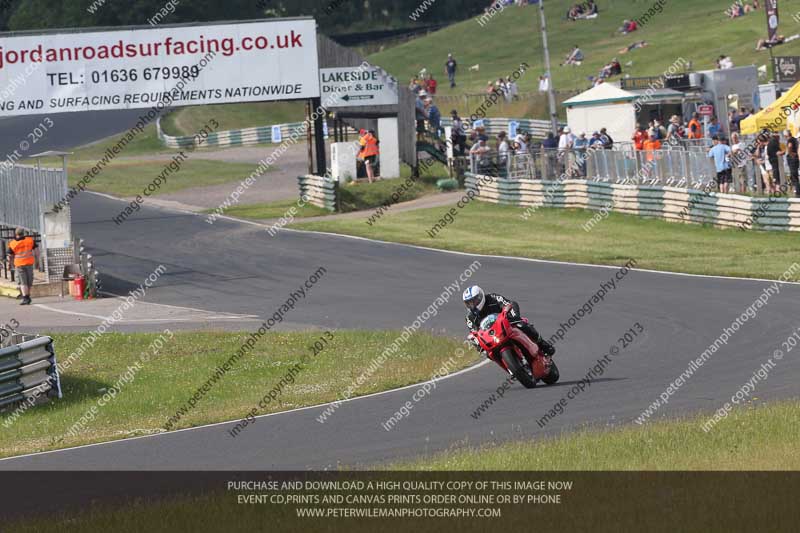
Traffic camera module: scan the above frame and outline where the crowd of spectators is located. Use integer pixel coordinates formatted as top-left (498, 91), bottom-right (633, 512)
top-left (726, 0), bottom-right (758, 19)
top-left (567, 1), bottom-right (598, 20)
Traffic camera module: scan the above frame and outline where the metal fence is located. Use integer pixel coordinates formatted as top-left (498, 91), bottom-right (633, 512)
top-left (463, 147), bottom-right (719, 188)
top-left (0, 164), bottom-right (67, 234)
top-left (585, 149), bottom-right (717, 187)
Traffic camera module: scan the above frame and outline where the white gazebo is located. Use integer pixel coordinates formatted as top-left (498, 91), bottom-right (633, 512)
top-left (563, 83), bottom-right (638, 145)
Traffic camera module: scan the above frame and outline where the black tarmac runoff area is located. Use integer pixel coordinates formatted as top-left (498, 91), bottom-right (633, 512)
top-left (1, 192), bottom-right (799, 470)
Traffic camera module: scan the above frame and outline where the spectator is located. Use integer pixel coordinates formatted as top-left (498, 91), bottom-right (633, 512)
top-left (507, 77), bottom-right (519, 100)
top-left (727, 2), bottom-right (745, 18)
top-left (445, 53), bottom-right (458, 88)
top-left (558, 127), bottom-right (576, 176)
top-left (415, 92), bottom-right (429, 140)
top-left (728, 109), bottom-right (739, 134)
top-left (707, 116), bottom-right (722, 138)
top-left (450, 110), bottom-right (467, 155)
top-left (426, 98), bottom-right (441, 139)
top-left (632, 124), bottom-right (647, 150)
top-left (589, 131), bottom-right (604, 148)
top-left (687, 112), bottom-right (703, 139)
top-left (717, 55), bottom-right (734, 69)
top-left (7, 228), bottom-right (37, 305)
top-left (514, 130), bottom-right (529, 155)
top-left (618, 19), bottom-right (637, 34)
top-left (425, 75), bottom-right (438, 95)
top-left (538, 74), bottom-right (550, 93)
top-left (653, 119), bottom-right (668, 141)
top-left (755, 136), bottom-right (772, 192)
top-left (730, 132), bottom-right (752, 193)
top-left (766, 132), bottom-right (784, 192)
top-left (708, 135), bottom-right (733, 193)
top-left (786, 130), bottom-right (800, 197)
top-left (542, 132), bottom-right (558, 149)
top-left (643, 131), bottom-right (661, 168)
top-left (567, 3), bottom-right (584, 21)
top-left (574, 132), bottom-right (589, 176)
top-left (600, 127), bottom-right (614, 149)
top-left (756, 34), bottom-right (800, 51)
top-left (732, 107), bottom-right (750, 131)
top-left (470, 138), bottom-right (491, 172)
top-left (497, 131), bottom-right (510, 166)
top-left (667, 115), bottom-right (683, 140)
top-left (561, 45), bottom-right (584, 66)
top-left (618, 40), bottom-right (648, 54)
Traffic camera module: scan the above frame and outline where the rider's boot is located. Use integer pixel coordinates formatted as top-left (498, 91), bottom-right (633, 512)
top-left (520, 323), bottom-right (556, 357)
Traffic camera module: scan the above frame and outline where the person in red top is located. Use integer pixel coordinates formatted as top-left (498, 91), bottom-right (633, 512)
top-left (7, 227), bottom-right (38, 305)
top-left (425, 76), bottom-right (437, 95)
top-left (632, 125), bottom-right (647, 150)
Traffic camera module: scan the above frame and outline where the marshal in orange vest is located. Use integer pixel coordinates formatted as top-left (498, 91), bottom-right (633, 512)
top-left (8, 236), bottom-right (36, 267)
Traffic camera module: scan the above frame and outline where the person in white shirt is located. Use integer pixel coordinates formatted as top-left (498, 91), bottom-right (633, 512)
top-left (497, 132), bottom-right (510, 176)
top-left (730, 132), bottom-right (752, 193)
top-left (558, 127), bottom-right (576, 176)
top-left (538, 75), bottom-right (550, 93)
top-left (514, 132), bottom-right (528, 155)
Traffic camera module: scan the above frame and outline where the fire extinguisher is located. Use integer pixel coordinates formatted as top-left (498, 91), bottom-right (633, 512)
top-left (74, 276), bottom-right (85, 301)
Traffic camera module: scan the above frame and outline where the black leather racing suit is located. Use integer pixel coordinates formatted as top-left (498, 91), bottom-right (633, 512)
top-left (465, 293), bottom-right (555, 356)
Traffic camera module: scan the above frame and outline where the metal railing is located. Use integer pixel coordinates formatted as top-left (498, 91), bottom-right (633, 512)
top-left (0, 334), bottom-right (62, 411)
top-left (462, 146), bottom-right (720, 188)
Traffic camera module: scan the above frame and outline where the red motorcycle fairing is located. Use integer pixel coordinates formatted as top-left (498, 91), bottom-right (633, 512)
top-left (507, 327), bottom-right (550, 380)
top-left (471, 306), bottom-right (551, 380)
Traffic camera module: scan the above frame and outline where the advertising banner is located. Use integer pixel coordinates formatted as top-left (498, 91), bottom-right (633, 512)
top-left (0, 19), bottom-right (320, 116)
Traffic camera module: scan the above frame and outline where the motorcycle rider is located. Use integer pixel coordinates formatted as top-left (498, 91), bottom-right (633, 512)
top-left (463, 285), bottom-right (556, 357)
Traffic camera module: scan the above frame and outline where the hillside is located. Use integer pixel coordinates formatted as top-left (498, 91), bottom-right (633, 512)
top-left (163, 0), bottom-right (800, 134)
top-left (367, 0), bottom-right (800, 95)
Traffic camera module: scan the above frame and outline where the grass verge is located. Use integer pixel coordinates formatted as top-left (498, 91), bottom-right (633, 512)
top-left (292, 201), bottom-right (800, 281)
top-left (393, 400), bottom-right (800, 470)
top-left (217, 161), bottom-right (450, 220)
top-left (0, 330), bottom-right (474, 459)
top-left (161, 102), bottom-right (306, 136)
top-left (208, 198), bottom-right (331, 220)
top-left (64, 158), bottom-right (263, 198)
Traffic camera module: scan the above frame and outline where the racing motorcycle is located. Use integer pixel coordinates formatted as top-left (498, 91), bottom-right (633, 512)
top-left (469, 305), bottom-right (559, 389)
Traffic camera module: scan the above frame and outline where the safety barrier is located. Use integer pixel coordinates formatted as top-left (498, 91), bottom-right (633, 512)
top-left (298, 175), bottom-right (338, 212)
top-left (0, 334), bottom-right (62, 411)
top-left (586, 149), bottom-right (716, 188)
top-left (157, 117), bottom-right (358, 149)
top-left (464, 173), bottom-right (800, 232)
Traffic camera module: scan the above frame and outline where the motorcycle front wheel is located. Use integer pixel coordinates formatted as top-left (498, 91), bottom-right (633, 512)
top-left (542, 359), bottom-right (560, 385)
top-left (500, 347), bottom-right (536, 389)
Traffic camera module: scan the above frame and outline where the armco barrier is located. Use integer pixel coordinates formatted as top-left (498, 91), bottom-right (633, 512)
top-left (0, 334), bottom-right (62, 410)
top-left (298, 175), bottom-right (338, 212)
top-left (464, 173), bottom-right (800, 231)
top-left (157, 117), bottom-right (357, 149)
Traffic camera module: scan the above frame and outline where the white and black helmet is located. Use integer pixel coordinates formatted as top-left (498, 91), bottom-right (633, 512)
top-left (462, 285), bottom-right (485, 312)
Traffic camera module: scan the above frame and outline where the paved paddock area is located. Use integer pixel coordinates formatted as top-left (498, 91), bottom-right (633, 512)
top-left (0, 294), bottom-right (264, 334)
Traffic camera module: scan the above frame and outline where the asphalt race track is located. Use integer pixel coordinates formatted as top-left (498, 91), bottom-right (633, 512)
top-left (0, 110), bottom-right (148, 159)
top-left (1, 192), bottom-right (799, 469)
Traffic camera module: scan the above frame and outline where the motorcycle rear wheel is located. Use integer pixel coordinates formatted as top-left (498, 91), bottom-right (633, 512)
top-left (500, 348), bottom-right (536, 389)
